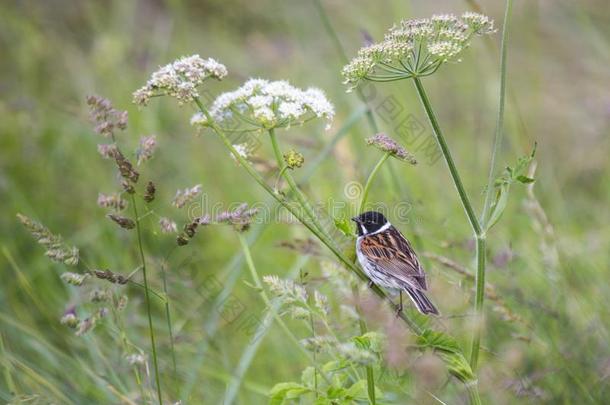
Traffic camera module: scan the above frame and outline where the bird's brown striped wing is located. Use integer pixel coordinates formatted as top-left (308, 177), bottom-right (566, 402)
top-left (359, 226), bottom-right (428, 290)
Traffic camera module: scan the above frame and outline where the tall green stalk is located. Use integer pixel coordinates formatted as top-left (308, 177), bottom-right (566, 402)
top-left (481, 0), bottom-right (514, 227)
top-left (470, 0), bottom-right (513, 370)
top-left (237, 233), bottom-right (309, 357)
top-left (131, 195), bottom-right (163, 405)
top-left (412, 78), bottom-right (482, 236)
top-left (358, 152), bottom-right (390, 214)
top-left (236, 233), bottom-right (333, 387)
top-left (411, 77), bottom-right (487, 373)
top-left (159, 259), bottom-right (178, 393)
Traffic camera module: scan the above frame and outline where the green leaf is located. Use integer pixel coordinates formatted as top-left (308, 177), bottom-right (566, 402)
top-left (333, 217), bottom-right (354, 237)
top-left (515, 175), bottom-right (535, 184)
top-left (352, 331), bottom-right (385, 354)
top-left (301, 366), bottom-right (316, 389)
top-left (486, 143), bottom-right (537, 231)
top-left (345, 380), bottom-right (368, 399)
top-left (269, 382), bottom-right (309, 405)
top-left (417, 329), bottom-right (461, 353)
top-left (486, 183), bottom-right (509, 230)
top-left (326, 386), bottom-right (347, 399)
top-left (417, 329), bottom-right (476, 383)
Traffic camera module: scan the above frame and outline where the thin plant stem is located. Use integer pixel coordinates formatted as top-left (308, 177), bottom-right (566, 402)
top-left (466, 383), bottom-right (482, 405)
top-left (268, 128), bottom-right (327, 237)
top-left (481, 0), bottom-right (514, 227)
top-left (353, 286), bottom-right (376, 405)
top-left (358, 152), bottom-right (390, 214)
top-left (194, 98), bottom-right (422, 335)
top-left (131, 195), bottom-right (163, 405)
top-left (471, 0), bottom-right (513, 371)
top-left (225, 256), bottom-right (309, 405)
top-left (470, 235), bottom-right (486, 368)
top-left (412, 77), bottom-right (482, 237)
top-left (159, 259), bottom-right (178, 391)
top-left (237, 233), bottom-right (332, 385)
top-left (411, 77), bottom-right (488, 375)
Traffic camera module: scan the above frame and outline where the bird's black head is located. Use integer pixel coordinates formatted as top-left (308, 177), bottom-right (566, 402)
top-left (352, 211), bottom-right (389, 236)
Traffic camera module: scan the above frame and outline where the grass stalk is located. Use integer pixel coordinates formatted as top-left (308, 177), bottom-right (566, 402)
top-left (353, 286), bottom-right (376, 405)
top-left (481, 0), bottom-right (514, 227)
top-left (469, 235), bottom-right (486, 369)
top-left (411, 76), bottom-right (487, 384)
top-left (472, 0), bottom-right (513, 370)
top-left (412, 77), bottom-right (482, 236)
top-left (131, 195), bottom-right (163, 405)
top-left (358, 152), bottom-right (390, 214)
top-left (159, 259), bottom-right (178, 392)
top-left (224, 252), bottom-right (309, 404)
top-left (236, 233), bottom-right (332, 384)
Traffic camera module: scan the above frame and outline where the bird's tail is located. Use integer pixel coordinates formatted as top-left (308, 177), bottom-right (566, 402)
top-left (404, 287), bottom-right (439, 315)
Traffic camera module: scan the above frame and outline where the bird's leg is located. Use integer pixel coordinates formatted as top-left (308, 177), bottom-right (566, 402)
top-left (368, 280), bottom-right (374, 289)
top-left (395, 291), bottom-right (403, 318)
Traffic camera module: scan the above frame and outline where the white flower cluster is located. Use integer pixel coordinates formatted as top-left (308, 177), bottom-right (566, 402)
top-left (192, 79), bottom-right (335, 130)
top-left (342, 12), bottom-right (495, 90)
top-left (133, 55), bottom-right (228, 106)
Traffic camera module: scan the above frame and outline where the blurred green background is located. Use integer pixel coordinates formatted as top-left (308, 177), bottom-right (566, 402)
top-left (1, 0), bottom-right (609, 403)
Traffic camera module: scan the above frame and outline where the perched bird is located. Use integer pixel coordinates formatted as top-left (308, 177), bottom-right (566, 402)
top-left (352, 211), bottom-right (439, 315)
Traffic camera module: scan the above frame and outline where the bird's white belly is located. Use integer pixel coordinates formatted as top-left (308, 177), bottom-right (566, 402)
top-left (356, 237), bottom-right (403, 291)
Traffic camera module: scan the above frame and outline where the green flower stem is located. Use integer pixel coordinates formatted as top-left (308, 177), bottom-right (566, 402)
top-left (412, 77), bottom-right (482, 237)
top-left (472, 0), bottom-right (513, 371)
top-left (194, 98), bottom-right (422, 335)
top-left (466, 383), bottom-right (482, 405)
top-left (131, 195), bottom-right (163, 405)
top-left (470, 235), bottom-right (486, 368)
top-left (411, 77), bottom-right (487, 372)
top-left (237, 233), bottom-right (332, 385)
top-left (237, 232), bottom-right (302, 348)
top-left (268, 128), bottom-right (327, 237)
top-left (481, 0), bottom-right (513, 228)
top-left (358, 152), bottom-right (390, 214)
top-left (353, 286), bottom-right (376, 405)
top-left (160, 259), bottom-right (178, 393)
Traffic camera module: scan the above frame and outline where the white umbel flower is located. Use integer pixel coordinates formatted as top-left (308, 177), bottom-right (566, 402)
top-left (133, 55), bottom-right (228, 106)
top-left (208, 78), bottom-right (334, 130)
top-left (342, 12), bottom-right (495, 90)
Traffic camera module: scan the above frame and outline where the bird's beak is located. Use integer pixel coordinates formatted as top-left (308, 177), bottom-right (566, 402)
top-left (351, 216), bottom-right (360, 223)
